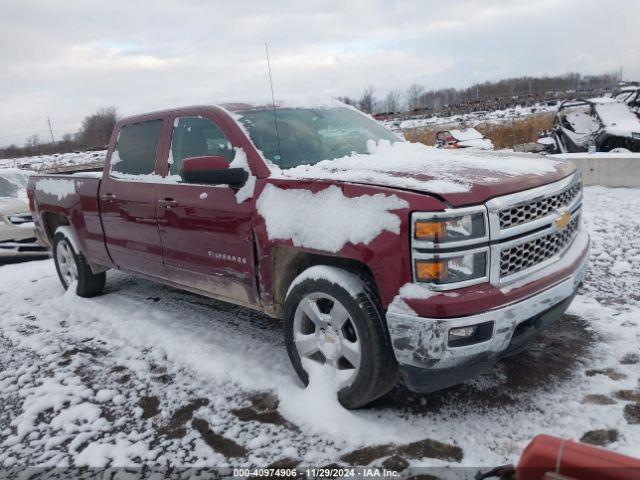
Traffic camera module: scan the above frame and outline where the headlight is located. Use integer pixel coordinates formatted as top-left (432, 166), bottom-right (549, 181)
top-left (413, 208), bottom-right (487, 246)
top-left (414, 250), bottom-right (488, 285)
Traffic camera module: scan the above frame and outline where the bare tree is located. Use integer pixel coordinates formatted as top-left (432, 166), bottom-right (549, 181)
top-left (406, 84), bottom-right (425, 111)
top-left (77, 106), bottom-right (119, 148)
top-left (358, 86), bottom-right (376, 114)
top-left (25, 134), bottom-right (41, 149)
top-left (384, 90), bottom-right (402, 113)
top-left (337, 96), bottom-right (357, 107)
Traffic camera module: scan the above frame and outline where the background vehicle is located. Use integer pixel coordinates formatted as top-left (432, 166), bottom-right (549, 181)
top-left (27, 101), bottom-right (588, 408)
top-left (538, 98), bottom-right (640, 153)
top-left (614, 85), bottom-right (640, 117)
top-left (0, 169), bottom-right (48, 259)
top-left (436, 127), bottom-right (494, 150)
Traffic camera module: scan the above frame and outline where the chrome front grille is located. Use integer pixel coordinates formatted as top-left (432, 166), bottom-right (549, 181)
top-left (499, 181), bottom-right (581, 229)
top-left (410, 172), bottom-right (585, 290)
top-left (487, 171), bottom-right (584, 285)
top-left (500, 215), bottom-right (580, 278)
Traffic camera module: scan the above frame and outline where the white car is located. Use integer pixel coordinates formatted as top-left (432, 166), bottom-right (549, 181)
top-left (0, 169), bottom-right (49, 258)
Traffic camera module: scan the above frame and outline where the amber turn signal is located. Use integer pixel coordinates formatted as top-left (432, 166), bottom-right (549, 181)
top-left (415, 220), bottom-right (446, 240)
top-left (415, 260), bottom-right (448, 281)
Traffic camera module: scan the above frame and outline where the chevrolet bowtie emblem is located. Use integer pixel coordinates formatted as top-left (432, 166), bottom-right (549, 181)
top-left (554, 211), bottom-right (571, 230)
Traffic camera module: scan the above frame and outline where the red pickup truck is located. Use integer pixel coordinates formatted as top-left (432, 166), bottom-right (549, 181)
top-left (27, 100), bottom-right (589, 408)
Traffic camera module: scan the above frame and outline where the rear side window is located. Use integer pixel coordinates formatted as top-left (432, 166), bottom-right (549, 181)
top-left (169, 116), bottom-right (235, 175)
top-left (111, 120), bottom-right (163, 176)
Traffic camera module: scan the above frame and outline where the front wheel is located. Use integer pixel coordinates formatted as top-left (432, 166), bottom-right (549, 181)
top-left (283, 266), bottom-right (398, 408)
top-left (53, 231), bottom-right (106, 297)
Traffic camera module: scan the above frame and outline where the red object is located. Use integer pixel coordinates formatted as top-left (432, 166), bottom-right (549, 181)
top-left (518, 435), bottom-right (640, 480)
top-left (180, 155), bottom-right (229, 174)
top-left (25, 105), bottom-right (587, 318)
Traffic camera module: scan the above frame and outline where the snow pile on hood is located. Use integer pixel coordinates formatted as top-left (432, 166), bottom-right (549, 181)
top-left (257, 184), bottom-right (408, 253)
top-left (278, 140), bottom-right (562, 194)
top-left (594, 102), bottom-right (640, 137)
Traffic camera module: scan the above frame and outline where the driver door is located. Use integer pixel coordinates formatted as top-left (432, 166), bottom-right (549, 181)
top-left (156, 112), bottom-right (259, 307)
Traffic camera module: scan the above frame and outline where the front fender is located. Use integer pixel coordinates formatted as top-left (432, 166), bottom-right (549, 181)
top-left (252, 178), bottom-right (446, 310)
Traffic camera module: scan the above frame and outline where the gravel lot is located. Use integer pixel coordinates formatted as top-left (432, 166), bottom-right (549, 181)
top-left (0, 186), bottom-right (639, 474)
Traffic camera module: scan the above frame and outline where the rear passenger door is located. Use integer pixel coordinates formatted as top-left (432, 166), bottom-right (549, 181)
top-left (156, 113), bottom-right (259, 307)
top-left (99, 118), bottom-right (167, 278)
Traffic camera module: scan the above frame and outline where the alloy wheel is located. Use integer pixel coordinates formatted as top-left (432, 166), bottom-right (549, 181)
top-left (293, 292), bottom-right (361, 387)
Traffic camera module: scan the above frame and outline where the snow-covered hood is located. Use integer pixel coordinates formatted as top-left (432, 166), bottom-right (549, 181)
top-left (277, 140), bottom-right (576, 207)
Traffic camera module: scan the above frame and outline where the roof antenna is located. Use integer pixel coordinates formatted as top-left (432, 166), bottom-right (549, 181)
top-left (265, 42), bottom-right (282, 167)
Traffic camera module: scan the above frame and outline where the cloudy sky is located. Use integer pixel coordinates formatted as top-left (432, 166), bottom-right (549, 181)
top-left (1, 0), bottom-right (639, 147)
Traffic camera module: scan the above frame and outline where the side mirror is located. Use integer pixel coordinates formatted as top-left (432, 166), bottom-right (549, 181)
top-left (180, 155), bottom-right (248, 187)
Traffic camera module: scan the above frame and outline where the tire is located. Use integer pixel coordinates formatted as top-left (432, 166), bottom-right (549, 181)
top-left (600, 137), bottom-right (632, 152)
top-left (283, 266), bottom-right (398, 408)
top-left (53, 231), bottom-right (106, 297)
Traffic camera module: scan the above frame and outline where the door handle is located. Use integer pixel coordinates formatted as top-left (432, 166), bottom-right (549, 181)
top-left (100, 193), bottom-right (116, 202)
top-left (159, 198), bottom-right (179, 208)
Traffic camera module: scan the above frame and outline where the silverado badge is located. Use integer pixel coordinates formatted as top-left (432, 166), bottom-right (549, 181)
top-left (554, 211), bottom-right (571, 230)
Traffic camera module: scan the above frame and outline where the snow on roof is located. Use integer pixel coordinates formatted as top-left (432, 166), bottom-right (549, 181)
top-left (220, 96), bottom-right (347, 112)
top-left (587, 96), bottom-right (617, 104)
top-left (594, 101), bottom-right (640, 136)
top-left (447, 128), bottom-right (484, 141)
top-left (277, 139), bottom-right (563, 194)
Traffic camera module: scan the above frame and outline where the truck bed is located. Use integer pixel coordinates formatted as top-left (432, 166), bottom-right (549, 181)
top-left (27, 173), bottom-right (112, 268)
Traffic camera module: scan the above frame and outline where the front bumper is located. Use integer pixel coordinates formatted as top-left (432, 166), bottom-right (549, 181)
top-left (386, 239), bottom-right (589, 393)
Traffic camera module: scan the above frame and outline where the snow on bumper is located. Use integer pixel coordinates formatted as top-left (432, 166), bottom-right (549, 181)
top-left (386, 230), bottom-right (589, 372)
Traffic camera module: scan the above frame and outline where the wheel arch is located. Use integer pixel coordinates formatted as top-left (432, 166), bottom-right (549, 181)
top-left (43, 211), bottom-right (107, 274)
top-left (269, 247), bottom-right (379, 318)
top-left (41, 211), bottom-right (70, 245)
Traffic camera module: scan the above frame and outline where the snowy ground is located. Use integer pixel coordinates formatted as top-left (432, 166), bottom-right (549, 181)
top-left (0, 150), bottom-right (106, 171)
top-left (382, 102), bottom-right (559, 132)
top-left (0, 186), bottom-right (639, 475)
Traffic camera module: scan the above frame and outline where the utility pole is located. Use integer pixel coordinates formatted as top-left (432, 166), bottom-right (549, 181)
top-left (47, 117), bottom-right (55, 144)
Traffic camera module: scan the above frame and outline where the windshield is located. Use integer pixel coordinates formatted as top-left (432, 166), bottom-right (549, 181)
top-left (237, 107), bottom-right (399, 169)
top-left (0, 172), bottom-right (29, 199)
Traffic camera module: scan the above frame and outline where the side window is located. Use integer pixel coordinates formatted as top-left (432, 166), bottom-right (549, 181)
top-left (169, 116), bottom-right (235, 175)
top-left (111, 120), bottom-right (163, 176)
